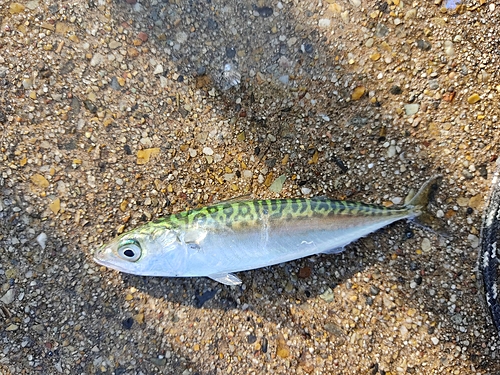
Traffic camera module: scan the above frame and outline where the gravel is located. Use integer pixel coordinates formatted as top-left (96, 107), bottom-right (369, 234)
top-left (1, 0), bottom-right (500, 373)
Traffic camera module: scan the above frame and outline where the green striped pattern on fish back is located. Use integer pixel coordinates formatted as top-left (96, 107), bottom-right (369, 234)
top-left (150, 198), bottom-right (410, 231)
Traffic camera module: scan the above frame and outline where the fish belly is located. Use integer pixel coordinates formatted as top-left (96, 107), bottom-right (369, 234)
top-left (184, 213), bottom-right (410, 276)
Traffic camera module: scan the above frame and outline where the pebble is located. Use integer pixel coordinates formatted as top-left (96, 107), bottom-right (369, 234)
top-left (428, 80), bottom-right (439, 90)
top-left (319, 288), bottom-right (335, 302)
top-left (31, 174), bottom-right (49, 189)
top-left (0, 289), bottom-right (15, 305)
top-left (390, 85), bottom-right (402, 95)
top-left (202, 147), bottom-right (214, 156)
top-left (387, 145), bottom-right (397, 158)
top-left (90, 53), bottom-right (104, 67)
top-left (467, 94), bottom-right (480, 104)
top-left (444, 41), bottom-right (455, 57)
top-left (36, 232), bottom-right (48, 249)
top-left (318, 19), bottom-right (331, 28)
top-left (416, 39), bottom-right (432, 51)
top-left (404, 104), bottom-right (419, 116)
top-left (351, 86), bottom-right (365, 100)
top-left (431, 337), bottom-right (440, 345)
top-left (421, 238), bottom-right (431, 252)
top-left (269, 174), bottom-right (287, 193)
top-left (5, 324), bottom-right (19, 331)
top-left (153, 64), bottom-right (164, 75)
top-left (298, 267), bottom-right (311, 279)
top-left (9, 3), bottom-right (25, 14)
top-left (349, 0), bottom-right (361, 7)
top-left (108, 40), bottom-right (121, 49)
top-left (375, 23), bottom-right (389, 38)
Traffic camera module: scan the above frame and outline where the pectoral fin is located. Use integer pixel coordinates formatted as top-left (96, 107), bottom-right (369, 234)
top-left (208, 272), bottom-right (242, 285)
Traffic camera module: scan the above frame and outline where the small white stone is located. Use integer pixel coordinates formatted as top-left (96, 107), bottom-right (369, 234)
top-left (444, 40), bottom-right (454, 57)
top-left (153, 64), bottom-right (164, 75)
top-left (318, 18), bottom-right (331, 28)
top-left (421, 238), bottom-right (431, 252)
top-left (90, 53), bottom-right (104, 67)
top-left (36, 232), bottom-right (48, 250)
top-left (202, 147), bottom-right (214, 156)
top-left (391, 197), bottom-right (402, 205)
top-left (349, 0), bottom-right (361, 7)
top-left (431, 337), bottom-right (439, 345)
top-left (387, 145), bottom-right (397, 158)
top-left (301, 187), bottom-right (312, 195)
top-left (0, 289), bottom-right (15, 305)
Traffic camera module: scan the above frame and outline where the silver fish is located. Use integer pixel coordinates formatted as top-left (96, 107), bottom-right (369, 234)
top-left (94, 176), bottom-right (440, 285)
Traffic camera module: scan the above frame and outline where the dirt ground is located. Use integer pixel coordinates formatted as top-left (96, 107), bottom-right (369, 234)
top-left (1, 0), bottom-right (500, 373)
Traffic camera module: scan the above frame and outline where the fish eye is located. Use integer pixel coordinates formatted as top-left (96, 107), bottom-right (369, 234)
top-left (118, 240), bottom-right (142, 262)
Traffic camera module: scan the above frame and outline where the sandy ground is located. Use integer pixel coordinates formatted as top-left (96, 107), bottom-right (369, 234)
top-left (1, 0), bottom-right (500, 373)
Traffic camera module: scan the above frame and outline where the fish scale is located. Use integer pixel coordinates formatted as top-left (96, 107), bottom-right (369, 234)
top-left (94, 176), bottom-right (441, 285)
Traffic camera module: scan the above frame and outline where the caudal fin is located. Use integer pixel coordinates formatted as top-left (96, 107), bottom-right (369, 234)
top-left (406, 175), bottom-right (443, 230)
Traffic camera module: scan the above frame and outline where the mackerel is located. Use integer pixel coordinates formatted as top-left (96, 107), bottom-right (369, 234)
top-left (94, 176), bottom-right (440, 285)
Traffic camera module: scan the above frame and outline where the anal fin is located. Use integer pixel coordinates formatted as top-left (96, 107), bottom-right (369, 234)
top-left (208, 272), bottom-right (242, 285)
top-left (321, 247), bottom-right (344, 255)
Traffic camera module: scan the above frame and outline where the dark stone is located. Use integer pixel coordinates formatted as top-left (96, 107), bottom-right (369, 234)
top-left (416, 39), bottom-right (432, 51)
top-left (225, 47), bottom-right (236, 58)
top-left (122, 317), bottom-right (134, 330)
top-left (261, 337), bottom-right (268, 353)
top-left (110, 76), bottom-right (121, 91)
top-left (124, 145), bottom-right (132, 155)
top-left (84, 100), bottom-right (97, 113)
top-left (196, 66), bottom-right (206, 76)
top-left (207, 18), bottom-right (218, 30)
top-left (0, 110), bottom-right (5, 123)
top-left (194, 289), bottom-right (218, 308)
top-left (414, 275), bottom-right (422, 285)
top-left (478, 164), bottom-right (488, 179)
top-left (177, 75), bottom-right (184, 82)
top-left (254, 6), bottom-right (273, 17)
top-left (302, 43), bottom-right (313, 54)
top-left (60, 140), bottom-right (76, 150)
top-left (377, 1), bottom-right (389, 12)
top-left (69, 97), bottom-right (81, 117)
top-left (332, 155), bottom-right (348, 173)
top-left (390, 85), bottom-right (402, 95)
top-left (370, 285), bottom-right (380, 296)
top-left (265, 158), bottom-right (276, 167)
top-left (247, 334), bottom-right (257, 344)
top-left (48, 4), bottom-right (59, 13)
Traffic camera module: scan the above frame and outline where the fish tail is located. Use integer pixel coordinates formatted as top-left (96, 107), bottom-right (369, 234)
top-left (406, 175), bottom-right (443, 229)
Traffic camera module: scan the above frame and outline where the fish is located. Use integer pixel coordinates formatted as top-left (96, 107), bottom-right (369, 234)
top-left (94, 176), bottom-right (441, 285)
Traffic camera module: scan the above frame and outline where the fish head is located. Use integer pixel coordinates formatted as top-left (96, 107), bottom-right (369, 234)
top-left (94, 226), bottom-right (188, 277)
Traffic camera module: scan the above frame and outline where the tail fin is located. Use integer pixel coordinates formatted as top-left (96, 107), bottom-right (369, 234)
top-left (406, 175), bottom-right (443, 231)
